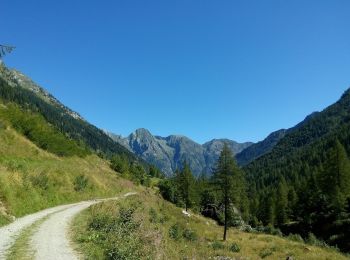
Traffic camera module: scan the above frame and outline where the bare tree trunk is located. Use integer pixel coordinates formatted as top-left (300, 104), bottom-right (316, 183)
top-left (223, 195), bottom-right (228, 241)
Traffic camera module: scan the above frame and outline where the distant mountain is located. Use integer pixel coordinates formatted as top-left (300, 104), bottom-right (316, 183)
top-left (235, 108), bottom-right (339, 166)
top-left (108, 129), bottom-right (252, 176)
top-left (0, 66), bottom-right (83, 120)
top-left (0, 63), bottom-right (141, 163)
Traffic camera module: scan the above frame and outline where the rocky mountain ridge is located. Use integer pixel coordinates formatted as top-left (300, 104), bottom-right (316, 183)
top-left (108, 129), bottom-right (253, 176)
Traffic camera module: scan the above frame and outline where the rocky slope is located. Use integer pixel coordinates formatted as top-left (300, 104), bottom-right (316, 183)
top-left (108, 129), bottom-right (252, 176)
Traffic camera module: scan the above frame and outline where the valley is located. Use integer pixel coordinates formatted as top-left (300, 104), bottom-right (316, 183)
top-left (0, 62), bottom-right (350, 259)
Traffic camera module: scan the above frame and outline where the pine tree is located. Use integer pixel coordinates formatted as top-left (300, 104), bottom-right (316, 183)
top-left (177, 161), bottom-right (195, 212)
top-left (275, 178), bottom-right (288, 225)
top-left (212, 143), bottom-right (246, 241)
top-left (318, 140), bottom-right (350, 211)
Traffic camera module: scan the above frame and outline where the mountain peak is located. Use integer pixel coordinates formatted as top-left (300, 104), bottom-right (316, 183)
top-left (133, 128), bottom-right (153, 137)
top-left (110, 128), bottom-right (253, 176)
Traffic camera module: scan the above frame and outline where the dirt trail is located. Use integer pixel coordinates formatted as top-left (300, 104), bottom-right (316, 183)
top-left (0, 192), bottom-right (136, 260)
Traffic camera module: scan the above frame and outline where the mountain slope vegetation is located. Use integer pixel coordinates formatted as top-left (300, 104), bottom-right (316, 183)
top-left (73, 190), bottom-right (348, 260)
top-left (0, 100), bottom-right (135, 226)
top-left (0, 64), bottom-right (140, 162)
top-left (235, 129), bottom-right (286, 166)
top-left (244, 89), bottom-right (350, 251)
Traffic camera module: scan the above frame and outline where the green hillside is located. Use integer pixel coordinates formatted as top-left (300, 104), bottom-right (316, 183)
top-left (0, 101), bottom-right (135, 226)
top-left (73, 190), bottom-right (348, 260)
top-left (245, 89), bottom-right (350, 251)
top-left (0, 64), bottom-right (140, 162)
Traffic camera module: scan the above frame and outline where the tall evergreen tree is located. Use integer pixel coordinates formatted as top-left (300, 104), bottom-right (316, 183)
top-left (213, 143), bottom-right (246, 241)
top-left (318, 140), bottom-right (350, 211)
top-left (275, 178), bottom-right (288, 225)
top-left (177, 161), bottom-right (195, 211)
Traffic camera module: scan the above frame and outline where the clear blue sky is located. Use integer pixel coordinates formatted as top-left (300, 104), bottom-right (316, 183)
top-left (2, 0), bottom-right (350, 143)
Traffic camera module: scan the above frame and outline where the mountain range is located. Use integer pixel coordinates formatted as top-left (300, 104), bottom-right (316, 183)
top-left (0, 63), bottom-right (320, 177)
top-left (107, 129), bottom-right (252, 176)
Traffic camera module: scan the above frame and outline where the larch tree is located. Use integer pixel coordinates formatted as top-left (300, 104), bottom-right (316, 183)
top-left (213, 143), bottom-right (246, 241)
top-left (178, 161), bottom-right (195, 212)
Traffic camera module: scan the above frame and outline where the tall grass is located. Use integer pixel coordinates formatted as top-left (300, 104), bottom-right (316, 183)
top-left (73, 190), bottom-right (348, 260)
top-left (0, 118), bottom-right (134, 224)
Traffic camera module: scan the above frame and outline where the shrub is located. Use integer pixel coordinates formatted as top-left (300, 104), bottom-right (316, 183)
top-left (229, 242), bottom-right (241, 253)
top-left (118, 207), bottom-right (139, 232)
top-left (240, 224), bottom-right (253, 233)
top-left (263, 224), bottom-right (283, 236)
top-left (259, 248), bottom-right (273, 258)
top-left (87, 203), bottom-right (147, 259)
top-left (307, 233), bottom-right (328, 247)
top-left (74, 175), bottom-right (88, 191)
top-left (169, 223), bottom-right (182, 240)
top-left (149, 208), bottom-right (158, 223)
top-left (211, 241), bottom-right (225, 250)
top-left (183, 228), bottom-right (198, 242)
top-left (89, 213), bottom-right (113, 231)
top-left (31, 172), bottom-right (49, 190)
top-left (287, 233), bottom-right (304, 243)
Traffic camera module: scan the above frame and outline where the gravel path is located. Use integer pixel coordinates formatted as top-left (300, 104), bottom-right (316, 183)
top-left (0, 204), bottom-right (76, 259)
top-left (30, 201), bottom-right (96, 260)
top-left (0, 192), bottom-right (136, 260)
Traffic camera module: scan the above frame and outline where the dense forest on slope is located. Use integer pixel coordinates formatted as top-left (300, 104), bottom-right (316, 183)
top-left (0, 66), bottom-right (139, 162)
top-left (235, 129), bottom-right (286, 166)
top-left (244, 89), bottom-right (350, 251)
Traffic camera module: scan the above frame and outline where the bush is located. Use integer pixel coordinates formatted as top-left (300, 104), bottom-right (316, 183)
top-left (169, 223), bottom-right (182, 240)
top-left (31, 172), bottom-right (49, 190)
top-left (229, 242), bottom-right (241, 253)
top-left (87, 204), bottom-right (147, 259)
top-left (89, 213), bottom-right (113, 232)
top-left (287, 233), bottom-right (304, 243)
top-left (183, 228), bottom-right (198, 242)
top-left (149, 208), bottom-right (158, 223)
top-left (74, 175), bottom-right (88, 192)
top-left (118, 207), bottom-right (139, 232)
top-left (240, 224), bottom-right (253, 233)
top-left (211, 241), bottom-right (225, 250)
top-left (307, 233), bottom-right (327, 247)
top-left (259, 248), bottom-right (273, 258)
top-left (262, 224), bottom-right (283, 236)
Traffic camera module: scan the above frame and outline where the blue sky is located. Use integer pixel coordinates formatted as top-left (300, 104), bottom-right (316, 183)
top-left (2, 0), bottom-right (350, 143)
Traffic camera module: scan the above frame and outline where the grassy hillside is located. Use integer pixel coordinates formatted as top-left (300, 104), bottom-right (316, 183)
top-left (0, 65), bottom-right (141, 163)
top-left (73, 190), bottom-right (348, 260)
top-left (0, 103), bottom-right (136, 226)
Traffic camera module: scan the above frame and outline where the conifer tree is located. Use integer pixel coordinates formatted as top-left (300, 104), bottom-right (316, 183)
top-left (318, 140), bottom-right (350, 211)
top-left (213, 143), bottom-right (246, 241)
top-left (178, 161), bottom-right (195, 211)
top-left (276, 178), bottom-right (288, 225)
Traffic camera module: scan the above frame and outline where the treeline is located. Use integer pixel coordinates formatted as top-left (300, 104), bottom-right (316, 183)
top-left (0, 73), bottom-right (139, 162)
top-left (158, 144), bottom-right (248, 240)
top-left (244, 89), bottom-right (350, 252)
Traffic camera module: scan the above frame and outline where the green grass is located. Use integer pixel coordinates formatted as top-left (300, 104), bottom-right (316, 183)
top-left (0, 109), bottom-right (136, 224)
top-left (73, 189), bottom-right (349, 260)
